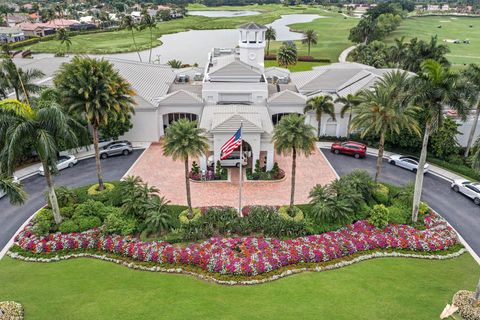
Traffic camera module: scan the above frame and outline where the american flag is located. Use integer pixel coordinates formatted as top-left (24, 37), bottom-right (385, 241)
top-left (221, 127), bottom-right (242, 160)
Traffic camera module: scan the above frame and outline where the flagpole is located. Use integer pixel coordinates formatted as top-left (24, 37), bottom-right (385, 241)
top-left (238, 122), bottom-right (243, 217)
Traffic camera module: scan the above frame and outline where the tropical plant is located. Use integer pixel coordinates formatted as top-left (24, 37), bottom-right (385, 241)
top-left (144, 196), bottom-right (172, 234)
top-left (167, 59), bottom-right (183, 68)
top-left (302, 29), bottom-right (317, 56)
top-left (54, 56), bottom-right (135, 191)
top-left (335, 93), bottom-right (361, 139)
top-left (117, 176), bottom-right (157, 220)
top-left (265, 26), bottom-right (276, 55)
top-left (308, 184), bottom-right (354, 225)
top-left (277, 41), bottom-right (297, 69)
top-left (304, 95), bottom-right (335, 138)
top-left (410, 60), bottom-right (472, 222)
top-left (352, 71), bottom-right (420, 182)
top-left (1, 58), bottom-right (45, 102)
top-left (163, 119), bottom-right (209, 218)
top-left (462, 64), bottom-right (480, 157)
top-left (0, 175), bottom-right (27, 205)
top-left (140, 11), bottom-right (157, 63)
top-left (273, 114), bottom-right (316, 208)
top-left (0, 99), bottom-right (86, 223)
top-left (56, 28), bottom-right (71, 52)
top-left (120, 14), bottom-right (142, 62)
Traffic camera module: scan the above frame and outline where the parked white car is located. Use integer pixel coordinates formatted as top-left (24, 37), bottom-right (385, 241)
top-left (38, 155), bottom-right (78, 176)
top-left (208, 153), bottom-right (247, 168)
top-left (387, 154), bottom-right (429, 173)
top-left (451, 179), bottom-right (480, 205)
top-left (0, 176), bottom-right (19, 199)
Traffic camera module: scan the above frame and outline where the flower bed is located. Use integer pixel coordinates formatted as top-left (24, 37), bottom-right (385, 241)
top-left (12, 213), bottom-right (459, 278)
top-left (0, 301), bottom-right (24, 320)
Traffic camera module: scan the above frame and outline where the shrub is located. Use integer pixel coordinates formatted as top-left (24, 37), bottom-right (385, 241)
top-left (419, 202), bottom-right (430, 215)
top-left (60, 206), bottom-right (76, 219)
top-left (49, 186), bottom-right (77, 207)
top-left (119, 176), bottom-right (159, 220)
top-left (76, 216), bottom-right (102, 231)
top-left (388, 205), bottom-right (408, 224)
top-left (87, 183), bottom-right (115, 196)
top-left (372, 183), bottom-right (389, 205)
top-left (353, 202), bottom-right (371, 221)
top-left (278, 205), bottom-right (304, 222)
top-left (32, 208), bottom-right (55, 235)
top-left (74, 200), bottom-right (108, 220)
top-left (104, 207), bottom-right (138, 235)
top-left (178, 208), bottom-right (202, 224)
top-left (309, 184), bottom-right (355, 225)
top-left (191, 161), bottom-right (200, 174)
top-left (368, 204), bottom-right (389, 229)
top-left (58, 220), bottom-right (80, 233)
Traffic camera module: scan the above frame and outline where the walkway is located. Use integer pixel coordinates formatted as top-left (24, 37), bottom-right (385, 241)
top-left (126, 143), bottom-right (337, 207)
top-left (338, 45), bottom-right (357, 62)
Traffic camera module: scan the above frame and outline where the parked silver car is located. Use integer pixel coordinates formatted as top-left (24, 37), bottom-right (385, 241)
top-left (387, 154), bottom-right (429, 173)
top-left (100, 141), bottom-right (133, 159)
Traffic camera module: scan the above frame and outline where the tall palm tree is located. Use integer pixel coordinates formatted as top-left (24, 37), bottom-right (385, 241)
top-left (56, 28), bottom-right (71, 52)
top-left (462, 64), bottom-right (480, 157)
top-left (54, 57), bottom-right (135, 191)
top-left (162, 119), bottom-right (208, 218)
top-left (140, 11), bottom-right (157, 63)
top-left (335, 93), bottom-right (361, 139)
top-left (352, 71), bottom-right (420, 182)
top-left (121, 15), bottom-right (142, 62)
top-left (410, 60), bottom-right (471, 222)
top-left (265, 26), bottom-right (276, 56)
top-left (0, 99), bottom-right (86, 223)
top-left (0, 5), bottom-right (14, 26)
top-left (0, 175), bottom-right (27, 205)
top-left (304, 95), bottom-right (335, 138)
top-left (1, 58), bottom-right (45, 102)
top-left (277, 41), bottom-right (297, 69)
top-left (272, 114), bottom-right (316, 208)
top-left (302, 29), bottom-right (318, 56)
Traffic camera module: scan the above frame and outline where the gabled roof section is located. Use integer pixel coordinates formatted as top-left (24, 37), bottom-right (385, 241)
top-left (238, 22), bottom-right (267, 30)
top-left (212, 113), bottom-right (263, 133)
top-left (155, 89), bottom-right (203, 105)
top-left (267, 90), bottom-right (306, 105)
top-left (208, 58), bottom-right (262, 79)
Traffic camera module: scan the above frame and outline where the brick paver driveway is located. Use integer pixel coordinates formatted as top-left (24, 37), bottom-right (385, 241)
top-left (127, 143), bottom-right (337, 207)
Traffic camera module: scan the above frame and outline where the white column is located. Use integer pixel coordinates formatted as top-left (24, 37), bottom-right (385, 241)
top-left (158, 113), bottom-right (165, 137)
top-left (199, 153), bottom-right (207, 172)
top-left (266, 143), bottom-right (274, 171)
top-left (213, 135), bottom-right (222, 171)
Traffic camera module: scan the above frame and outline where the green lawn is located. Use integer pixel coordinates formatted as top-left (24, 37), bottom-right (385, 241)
top-left (386, 16), bottom-right (480, 69)
top-left (264, 60), bottom-right (327, 71)
top-left (0, 254), bottom-right (478, 319)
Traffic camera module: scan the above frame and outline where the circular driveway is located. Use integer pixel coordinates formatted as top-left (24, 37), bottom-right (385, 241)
top-left (321, 148), bottom-right (480, 257)
top-left (0, 150), bottom-right (144, 253)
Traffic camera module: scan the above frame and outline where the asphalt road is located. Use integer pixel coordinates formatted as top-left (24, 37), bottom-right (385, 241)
top-left (0, 150), bottom-right (143, 253)
top-left (322, 148), bottom-right (480, 257)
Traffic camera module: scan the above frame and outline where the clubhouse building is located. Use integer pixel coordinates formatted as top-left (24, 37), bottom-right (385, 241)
top-left (11, 22), bottom-right (479, 170)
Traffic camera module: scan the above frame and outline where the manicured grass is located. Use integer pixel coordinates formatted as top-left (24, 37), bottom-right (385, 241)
top-left (0, 254), bottom-right (478, 319)
top-left (386, 16), bottom-right (480, 69)
top-left (264, 59), bottom-right (327, 71)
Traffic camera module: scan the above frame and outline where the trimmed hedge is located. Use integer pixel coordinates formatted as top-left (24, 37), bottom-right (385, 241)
top-left (278, 205), bottom-right (304, 222)
top-left (87, 183), bottom-right (115, 196)
top-left (179, 208), bottom-right (202, 224)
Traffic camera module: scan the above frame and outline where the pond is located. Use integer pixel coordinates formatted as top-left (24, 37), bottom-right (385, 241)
top-left (188, 10), bottom-right (261, 17)
top-left (102, 14), bottom-right (323, 65)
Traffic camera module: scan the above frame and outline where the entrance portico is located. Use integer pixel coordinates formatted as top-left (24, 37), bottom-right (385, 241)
top-left (199, 104), bottom-right (275, 171)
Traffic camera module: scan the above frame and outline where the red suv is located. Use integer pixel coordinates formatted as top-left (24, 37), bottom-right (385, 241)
top-left (331, 141), bottom-right (367, 159)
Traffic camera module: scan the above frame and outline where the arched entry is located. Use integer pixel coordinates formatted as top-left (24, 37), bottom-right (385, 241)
top-left (324, 117), bottom-right (338, 136)
top-left (271, 112), bottom-right (301, 125)
top-left (163, 113), bottom-right (198, 131)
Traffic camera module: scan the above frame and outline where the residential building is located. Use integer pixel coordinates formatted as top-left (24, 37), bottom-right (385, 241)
top-left (0, 27), bottom-right (25, 43)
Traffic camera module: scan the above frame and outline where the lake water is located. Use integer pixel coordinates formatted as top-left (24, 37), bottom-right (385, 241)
top-left (102, 14), bottom-right (323, 65)
top-left (188, 10), bottom-right (261, 17)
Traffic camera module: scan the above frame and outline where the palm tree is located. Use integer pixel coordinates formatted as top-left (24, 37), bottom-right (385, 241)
top-left (304, 95), bottom-right (335, 138)
top-left (0, 5), bottom-right (14, 26)
top-left (162, 119), bottom-right (209, 218)
top-left (277, 41), bottom-right (297, 69)
top-left (121, 15), bottom-right (142, 62)
top-left (0, 175), bottom-right (27, 205)
top-left (335, 93), bottom-right (361, 139)
top-left (1, 58), bottom-right (45, 102)
top-left (351, 71), bottom-right (420, 182)
top-left (0, 99), bottom-right (86, 223)
top-left (265, 26), bottom-right (276, 56)
top-left (145, 195), bottom-right (172, 234)
top-left (140, 11), bottom-right (157, 63)
top-left (167, 59), bottom-right (183, 68)
top-left (410, 60), bottom-right (471, 222)
top-left (272, 114), bottom-right (316, 208)
top-left (54, 57), bottom-right (135, 191)
top-left (56, 28), bottom-right (71, 52)
top-left (302, 29), bottom-right (317, 56)
top-left (462, 64), bottom-right (480, 157)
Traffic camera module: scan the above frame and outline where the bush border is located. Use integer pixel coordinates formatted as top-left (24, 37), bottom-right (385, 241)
top-left (7, 247), bottom-right (467, 286)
